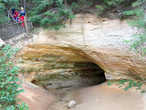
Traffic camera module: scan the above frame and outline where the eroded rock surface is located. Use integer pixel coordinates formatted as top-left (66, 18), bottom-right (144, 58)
top-left (17, 14), bottom-right (146, 81)
top-left (18, 81), bottom-right (55, 110)
top-left (17, 44), bottom-right (106, 88)
top-left (9, 14), bottom-right (146, 110)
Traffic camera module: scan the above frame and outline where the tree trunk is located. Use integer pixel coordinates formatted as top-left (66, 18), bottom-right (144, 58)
top-left (24, 16), bottom-right (29, 33)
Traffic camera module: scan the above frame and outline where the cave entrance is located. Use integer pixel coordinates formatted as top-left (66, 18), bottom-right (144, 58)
top-left (31, 62), bottom-right (106, 90)
top-left (30, 62), bottom-right (106, 109)
top-left (19, 45), bottom-right (107, 109)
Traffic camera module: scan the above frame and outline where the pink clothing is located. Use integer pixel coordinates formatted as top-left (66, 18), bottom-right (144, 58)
top-left (20, 16), bottom-right (25, 27)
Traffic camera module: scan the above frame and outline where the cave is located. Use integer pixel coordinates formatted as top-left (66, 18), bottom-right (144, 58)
top-left (31, 62), bottom-right (106, 90)
top-left (18, 44), bottom-right (108, 109)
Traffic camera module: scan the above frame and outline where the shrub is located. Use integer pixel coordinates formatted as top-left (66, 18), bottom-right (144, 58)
top-left (0, 0), bottom-right (19, 24)
top-left (107, 79), bottom-right (145, 93)
top-left (123, 0), bottom-right (146, 55)
top-left (103, 0), bottom-right (125, 7)
top-left (29, 0), bottom-right (74, 30)
top-left (29, 0), bottom-right (134, 29)
top-left (0, 44), bottom-right (28, 110)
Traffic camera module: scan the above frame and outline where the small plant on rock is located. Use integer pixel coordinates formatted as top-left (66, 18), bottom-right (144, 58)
top-left (107, 79), bottom-right (145, 93)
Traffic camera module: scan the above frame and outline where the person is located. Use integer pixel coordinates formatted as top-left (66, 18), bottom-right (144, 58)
top-left (20, 7), bottom-right (26, 16)
top-left (11, 8), bottom-right (15, 15)
top-left (20, 16), bottom-right (25, 27)
top-left (19, 7), bottom-right (26, 27)
top-left (11, 8), bottom-right (19, 22)
top-left (13, 10), bottom-right (19, 22)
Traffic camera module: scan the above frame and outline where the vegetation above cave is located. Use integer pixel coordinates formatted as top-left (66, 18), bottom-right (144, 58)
top-left (0, 0), bottom-right (146, 52)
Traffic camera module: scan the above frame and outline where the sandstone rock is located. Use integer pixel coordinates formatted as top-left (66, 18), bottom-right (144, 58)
top-left (16, 44), bottom-right (105, 84)
top-left (17, 14), bottom-right (146, 81)
top-left (18, 81), bottom-right (55, 110)
top-left (14, 14), bottom-right (146, 110)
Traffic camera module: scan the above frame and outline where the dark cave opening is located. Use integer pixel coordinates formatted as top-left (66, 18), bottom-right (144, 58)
top-left (31, 62), bottom-right (106, 90)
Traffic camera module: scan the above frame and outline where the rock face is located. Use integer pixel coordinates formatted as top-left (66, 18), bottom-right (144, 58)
top-left (17, 44), bottom-right (106, 88)
top-left (18, 81), bottom-right (55, 110)
top-left (17, 14), bottom-right (146, 81)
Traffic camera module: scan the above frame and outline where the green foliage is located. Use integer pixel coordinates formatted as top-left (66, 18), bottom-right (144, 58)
top-left (29, 0), bottom-right (74, 30)
top-left (0, 45), bottom-right (29, 110)
top-left (103, 0), bottom-right (124, 7)
top-left (123, 8), bottom-right (144, 16)
top-left (0, 0), bottom-right (19, 24)
top-left (95, 0), bottom-right (132, 16)
top-left (0, 0), bottom-right (142, 30)
top-left (0, 1), bottom-right (8, 23)
top-left (29, 0), bottom-right (138, 29)
top-left (95, 5), bottom-right (105, 16)
top-left (16, 102), bottom-right (29, 110)
top-left (123, 0), bottom-right (146, 55)
top-left (70, 0), bottom-right (93, 12)
top-left (107, 79), bottom-right (145, 93)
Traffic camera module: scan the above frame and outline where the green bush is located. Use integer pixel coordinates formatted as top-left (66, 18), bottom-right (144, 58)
top-left (0, 0), bottom-right (19, 24)
top-left (29, 0), bottom-right (74, 30)
top-left (0, 0), bottom-right (140, 25)
top-left (103, 0), bottom-right (125, 7)
top-left (0, 44), bottom-right (29, 110)
top-left (29, 0), bottom-right (137, 29)
top-left (107, 79), bottom-right (145, 93)
top-left (0, 0), bottom-right (138, 29)
top-left (123, 0), bottom-right (146, 55)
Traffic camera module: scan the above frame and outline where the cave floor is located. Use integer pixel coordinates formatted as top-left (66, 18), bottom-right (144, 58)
top-left (47, 83), bottom-right (145, 110)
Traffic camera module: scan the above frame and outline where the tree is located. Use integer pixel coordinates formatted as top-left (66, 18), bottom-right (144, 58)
top-left (28, 0), bottom-right (74, 30)
top-left (28, 0), bottom-right (138, 29)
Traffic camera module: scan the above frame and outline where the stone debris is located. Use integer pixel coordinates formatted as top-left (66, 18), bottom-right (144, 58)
top-left (67, 100), bottom-right (77, 108)
top-left (0, 38), bottom-right (5, 46)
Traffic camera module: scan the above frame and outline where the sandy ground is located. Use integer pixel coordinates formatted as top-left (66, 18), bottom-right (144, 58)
top-left (48, 83), bottom-right (145, 110)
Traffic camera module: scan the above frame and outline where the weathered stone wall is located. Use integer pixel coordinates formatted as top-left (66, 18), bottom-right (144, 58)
top-left (25, 14), bottom-right (146, 81)
top-left (17, 44), bottom-right (106, 85)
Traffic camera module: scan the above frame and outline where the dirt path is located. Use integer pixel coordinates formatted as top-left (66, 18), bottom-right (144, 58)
top-left (72, 83), bottom-right (145, 110)
top-left (48, 83), bottom-right (145, 110)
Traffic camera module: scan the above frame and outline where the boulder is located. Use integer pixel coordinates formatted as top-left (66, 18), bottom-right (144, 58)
top-left (18, 81), bottom-right (55, 110)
